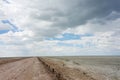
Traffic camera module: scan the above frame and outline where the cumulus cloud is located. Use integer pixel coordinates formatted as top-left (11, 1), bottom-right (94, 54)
top-left (1, 0), bottom-right (120, 38)
top-left (64, 15), bottom-right (120, 34)
top-left (0, 0), bottom-right (120, 56)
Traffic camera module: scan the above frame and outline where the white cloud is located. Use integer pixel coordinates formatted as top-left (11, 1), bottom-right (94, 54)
top-left (0, 22), bottom-right (11, 30)
top-left (1, 0), bottom-right (120, 38)
top-left (0, 0), bottom-right (120, 56)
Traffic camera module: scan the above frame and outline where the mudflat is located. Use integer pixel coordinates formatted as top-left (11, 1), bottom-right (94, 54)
top-left (46, 56), bottom-right (120, 80)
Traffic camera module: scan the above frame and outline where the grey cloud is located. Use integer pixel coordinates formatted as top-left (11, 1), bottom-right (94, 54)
top-left (31, 0), bottom-right (120, 28)
top-left (1, 0), bottom-right (120, 56)
top-left (2, 0), bottom-right (120, 38)
top-left (112, 30), bottom-right (120, 37)
top-left (33, 9), bottom-right (65, 21)
top-left (53, 0), bottom-right (120, 28)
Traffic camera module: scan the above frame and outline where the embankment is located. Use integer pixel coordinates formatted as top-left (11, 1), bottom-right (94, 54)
top-left (38, 57), bottom-right (96, 80)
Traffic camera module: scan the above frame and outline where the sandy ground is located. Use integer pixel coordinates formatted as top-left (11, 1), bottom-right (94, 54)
top-left (0, 58), bottom-right (57, 80)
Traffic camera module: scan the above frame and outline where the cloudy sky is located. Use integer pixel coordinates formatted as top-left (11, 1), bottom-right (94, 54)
top-left (0, 0), bottom-right (120, 57)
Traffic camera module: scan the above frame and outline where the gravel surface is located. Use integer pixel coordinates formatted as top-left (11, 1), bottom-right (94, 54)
top-left (0, 58), bottom-right (57, 80)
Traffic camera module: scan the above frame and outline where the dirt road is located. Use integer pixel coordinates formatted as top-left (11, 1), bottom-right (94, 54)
top-left (0, 57), bottom-right (57, 80)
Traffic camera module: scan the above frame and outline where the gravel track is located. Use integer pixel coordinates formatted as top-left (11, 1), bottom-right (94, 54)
top-left (0, 58), bottom-right (57, 80)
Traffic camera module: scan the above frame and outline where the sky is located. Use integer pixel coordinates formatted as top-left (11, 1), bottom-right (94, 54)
top-left (0, 0), bottom-right (120, 57)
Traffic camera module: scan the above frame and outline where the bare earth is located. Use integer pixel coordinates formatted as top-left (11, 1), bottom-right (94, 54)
top-left (46, 56), bottom-right (120, 80)
top-left (0, 57), bottom-right (120, 80)
top-left (0, 57), bottom-right (57, 80)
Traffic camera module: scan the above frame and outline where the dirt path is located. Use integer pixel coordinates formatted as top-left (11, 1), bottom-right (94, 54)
top-left (0, 58), bottom-right (57, 80)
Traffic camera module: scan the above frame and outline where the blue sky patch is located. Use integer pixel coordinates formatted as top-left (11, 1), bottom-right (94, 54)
top-left (0, 30), bottom-right (9, 34)
top-left (46, 33), bottom-right (93, 41)
top-left (57, 42), bottom-right (95, 48)
top-left (1, 20), bottom-right (19, 32)
top-left (46, 33), bottom-right (80, 41)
